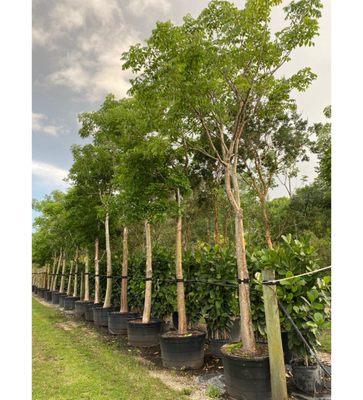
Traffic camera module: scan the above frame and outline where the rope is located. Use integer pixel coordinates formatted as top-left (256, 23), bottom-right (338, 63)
top-left (262, 266), bottom-right (331, 286)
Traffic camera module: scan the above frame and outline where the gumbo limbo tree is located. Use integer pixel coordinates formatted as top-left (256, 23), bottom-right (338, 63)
top-left (68, 143), bottom-right (116, 308)
top-left (116, 134), bottom-right (190, 332)
top-left (240, 107), bottom-right (310, 249)
top-left (123, 0), bottom-right (323, 353)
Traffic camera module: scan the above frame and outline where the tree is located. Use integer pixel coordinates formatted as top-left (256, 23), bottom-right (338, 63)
top-left (116, 133), bottom-right (190, 330)
top-left (68, 143), bottom-right (116, 308)
top-left (312, 105), bottom-right (331, 188)
top-left (122, 0), bottom-right (323, 353)
top-left (240, 108), bottom-right (310, 249)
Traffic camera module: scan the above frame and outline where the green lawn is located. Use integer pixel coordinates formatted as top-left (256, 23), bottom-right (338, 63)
top-left (32, 298), bottom-right (184, 400)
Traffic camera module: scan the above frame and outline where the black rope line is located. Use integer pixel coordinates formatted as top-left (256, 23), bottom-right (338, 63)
top-left (262, 280), bottom-right (277, 286)
top-left (237, 278), bottom-right (250, 284)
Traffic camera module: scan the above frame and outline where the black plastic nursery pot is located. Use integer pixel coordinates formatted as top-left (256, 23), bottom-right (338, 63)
top-left (108, 312), bottom-right (140, 335)
top-left (85, 303), bottom-right (102, 322)
top-left (64, 296), bottom-right (80, 310)
top-left (221, 344), bottom-right (271, 400)
top-left (209, 338), bottom-right (231, 359)
top-left (74, 300), bottom-right (94, 319)
top-left (51, 291), bottom-right (61, 304)
top-left (127, 319), bottom-right (162, 347)
top-left (160, 331), bottom-right (206, 370)
top-left (281, 331), bottom-right (292, 364)
top-left (58, 293), bottom-right (68, 308)
top-left (32, 285), bottom-right (36, 293)
top-left (93, 306), bottom-right (118, 327)
top-left (292, 364), bottom-right (323, 394)
top-left (43, 290), bottom-right (52, 302)
top-left (38, 288), bottom-right (46, 298)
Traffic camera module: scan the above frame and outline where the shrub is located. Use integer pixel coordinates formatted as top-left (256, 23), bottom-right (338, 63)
top-left (250, 234), bottom-right (331, 362)
top-left (186, 242), bottom-right (239, 338)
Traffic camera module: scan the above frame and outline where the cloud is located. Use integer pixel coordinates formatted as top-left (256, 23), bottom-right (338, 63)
top-left (127, 0), bottom-right (171, 16)
top-left (32, 113), bottom-right (60, 136)
top-left (33, 0), bottom-right (140, 101)
top-left (32, 161), bottom-right (69, 188)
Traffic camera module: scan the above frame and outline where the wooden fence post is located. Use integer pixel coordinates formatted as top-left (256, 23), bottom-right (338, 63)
top-left (262, 269), bottom-right (288, 400)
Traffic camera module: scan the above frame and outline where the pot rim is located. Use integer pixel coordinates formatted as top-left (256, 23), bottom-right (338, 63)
top-left (221, 342), bottom-right (269, 362)
top-left (161, 330), bottom-right (206, 340)
top-left (128, 318), bottom-right (161, 326)
top-left (109, 311), bottom-right (140, 316)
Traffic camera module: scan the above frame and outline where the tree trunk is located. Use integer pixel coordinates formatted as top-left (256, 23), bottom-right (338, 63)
top-left (120, 227), bottom-right (129, 313)
top-left (84, 248), bottom-right (90, 301)
top-left (73, 248), bottom-right (79, 297)
top-left (142, 220), bottom-right (152, 323)
top-left (80, 269), bottom-right (84, 300)
top-left (213, 201), bottom-right (220, 244)
top-left (94, 237), bottom-right (100, 304)
top-left (50, 252), bottom-right (57, 290)
top-left (184, 219), bottom-right (190, 251)
top-left (46, 264), bottom-right (51, 290)
top-left (225, 163), bottom-right (256, 353)
top-left (259, 195), bottom-right (274, 250)
top-left (52, 251), bottom-right (63, 291)
top-left (59, 252), bottom-right (67, 293)
top-left (66, 260), bottom-right (73, 295)
top-left (176, 189), bottom-right (187, 335)
top-left (43, 266), bottom-right (47, 289)
top-left (104, 212), bottom-right (112, 308)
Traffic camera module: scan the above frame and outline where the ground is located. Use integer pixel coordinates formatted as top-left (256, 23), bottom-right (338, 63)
top-left (32, 297), bottom-right (331, 400)
top-left (32, 298), bottom-right (195, 400)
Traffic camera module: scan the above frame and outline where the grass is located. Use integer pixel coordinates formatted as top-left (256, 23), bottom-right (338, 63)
top-left (318, 329), bottom-right (331, 353)
top-left (32, 298), bottom-right (185, 400)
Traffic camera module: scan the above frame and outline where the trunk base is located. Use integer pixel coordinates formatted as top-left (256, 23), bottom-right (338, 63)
top-left (221, 344), bottom-right (271, 400)
top-left (108, 312), bottom-right (140, 335)
top-left (85, 303), bottom-right (102, 322)
top-left (93, 306), bottom-right (118, 327)
top-left (58, 293), bottom-right (68, 308)
top-left (64, 296), bottom-right (80, 310)
top-left (160, 331), bottom-right (206, 370)
top-left (74, 301), bottom-right (94, 319)
top-left (127, 319), bottom-right (162, 347)
top-left (44, 291), bottom-right (53, 302)
top-left (292, 364), bottom-right (323, 394)
top-left (51, 291), bottom-right (61, 305)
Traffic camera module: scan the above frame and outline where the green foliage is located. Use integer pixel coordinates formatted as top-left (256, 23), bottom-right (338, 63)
top-left (128, 248), bottom-right (176, 319)
top-left (250, 234), bottom-right (331, 360)
top-left (185, 242), bottom-right (238, 337)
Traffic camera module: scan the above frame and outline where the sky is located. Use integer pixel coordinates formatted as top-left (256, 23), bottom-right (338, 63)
top-left (32, 0), bottom-right (331, 202)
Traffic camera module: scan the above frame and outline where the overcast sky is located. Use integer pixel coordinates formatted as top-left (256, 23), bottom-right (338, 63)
top-left (32, 0), bottom-right (331, 202)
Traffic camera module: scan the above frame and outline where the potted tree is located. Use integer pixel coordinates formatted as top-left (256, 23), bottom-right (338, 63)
top-left (108, 226), bottom-right (140, 335)
top-left (123, 0), bottom-right (323, 395)
top-left (74, 248), bottom-right (94, 318)
top-left (58, 251), bottom-right (69, 307)
top-left (85, 236), bottom-right (104, 322)
top-left (251, 234), bottom-right (331, 394)
top-left (64, 248), bottom-right (81, 310)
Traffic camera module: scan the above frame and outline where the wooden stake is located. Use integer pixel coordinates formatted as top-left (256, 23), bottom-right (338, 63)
top-left (262, 269), bottom-right (288, 400)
